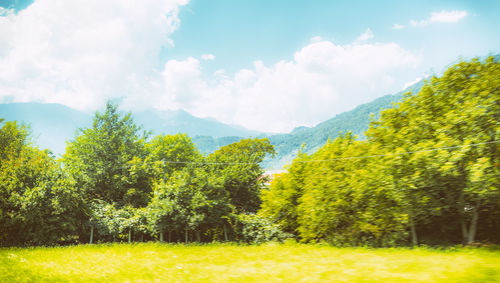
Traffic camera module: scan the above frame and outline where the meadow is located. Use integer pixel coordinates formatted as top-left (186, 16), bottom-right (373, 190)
top-left (1, 243), bottom-right (499, 282)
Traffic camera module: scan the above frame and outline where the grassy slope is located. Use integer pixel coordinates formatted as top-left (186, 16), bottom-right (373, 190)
top-left (1, 243), bottom-right (499, 282)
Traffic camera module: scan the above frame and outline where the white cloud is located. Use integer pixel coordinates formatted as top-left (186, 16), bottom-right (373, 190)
top-left (355, 28), bottom-right (374, 42)
top-left (0, 7), bottom-right (14, 16)
top-left (403, 77), bottom-right (422, 90)
top-left (158, 40), bottom-right (421, 133)
top-left (410, 10), bottom-right (468, 27)
top-left (201, 54), bottom-right (215, 61)
top-left (310, 36), bottom-right (322, 42)
top-left (392, 24), bottom-right (405, 30)
top-left (403, 74), bottom-right (430, 90)
top-left (0, 0), bottom-right (422, 133)
top-left (430, 10), bottom-right (468, 23)
top-left (0, 0), bottom-right (188, 110)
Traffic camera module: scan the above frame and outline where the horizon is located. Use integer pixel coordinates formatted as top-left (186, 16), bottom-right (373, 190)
top-left (1, 0), bottom-right (499, 132)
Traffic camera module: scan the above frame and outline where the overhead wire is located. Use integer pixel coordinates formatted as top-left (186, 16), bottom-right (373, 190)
top-left (294, 140), bottom-right (499, 163)
top-left (117, 140), bottom-right (499, 167)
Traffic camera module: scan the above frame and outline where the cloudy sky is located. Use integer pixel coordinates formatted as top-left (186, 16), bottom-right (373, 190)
top-left (0, 0), bottom-right (499, 133)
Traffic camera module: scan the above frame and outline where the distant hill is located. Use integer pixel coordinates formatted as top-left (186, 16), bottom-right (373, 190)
top-left (0, 81), bottom-right (423, 164)
top-left (134, 109), bottom-right (262, 138)
top-left (0, 103), bottom-right (263, 155)
top-left (2, 55), bottom-right (496, 166)
top-left (263, 53), bottom-right (500, 168)
top-left (263, 81), bottom-right (425, 169)
top-left (192, 136), bottom-right (246, 154)
top-left (0, 81), bottom-right (423, 165)
top-left (0, 103), bottom-right (91, 155)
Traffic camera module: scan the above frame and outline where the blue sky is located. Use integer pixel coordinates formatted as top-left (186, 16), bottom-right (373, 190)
top-left (168, 0), bottom-right (499, 73)
top-left (0, 0), bottom-right (499, 132)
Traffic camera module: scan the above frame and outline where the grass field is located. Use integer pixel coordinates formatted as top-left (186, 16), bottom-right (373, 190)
top-left (1, 242), bottom-right (499, 282)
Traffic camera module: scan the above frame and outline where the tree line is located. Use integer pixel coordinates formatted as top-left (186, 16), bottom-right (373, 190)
top-left (0, 103), bottom-right (289, 246)
top-left (260, 57), bottom-right (499, 246)
top-left (1, 57), bottom-right (498, 247)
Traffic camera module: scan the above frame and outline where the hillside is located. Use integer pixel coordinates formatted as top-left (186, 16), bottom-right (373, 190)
top-left (134, 109), bottom-right (262, 138)
top-left (0, 81), bottom-right (422, 163)
top-left (262, 54), bottom-right (499, 168)
top-left (263, 81), bottom-right (424, 169)
top-left (0, 103), bottom-right (91, 155)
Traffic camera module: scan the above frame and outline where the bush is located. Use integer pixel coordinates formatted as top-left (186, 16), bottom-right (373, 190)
top-left (233, 213), bottom-right (292, 244)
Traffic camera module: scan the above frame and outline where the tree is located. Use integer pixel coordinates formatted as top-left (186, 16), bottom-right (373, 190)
top-left (261, 133), bottom-right (407, 246)
top-left (0, 120), bottom-right (85, 246)
top-left (260, 150), bottom-right (308, 236)
top-left (147, 165), bottom-right (231, 243)
top-left (206, 138), bottom-right (275, 213)
top-left (367, 57), bottom-right (500, 244)
top-left (63, 101), bottom-right (149, 208)
top-left (146, 133), bottom-right (201, 179)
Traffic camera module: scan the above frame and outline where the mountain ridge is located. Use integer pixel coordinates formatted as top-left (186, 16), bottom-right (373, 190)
top-left (0, 79), bottom-right (424, 165)
top-left (0, 103), bottom-right (263, 155)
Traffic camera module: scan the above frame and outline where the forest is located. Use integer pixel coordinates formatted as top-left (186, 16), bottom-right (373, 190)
top-left (0, 57), bottom-right (498, 247)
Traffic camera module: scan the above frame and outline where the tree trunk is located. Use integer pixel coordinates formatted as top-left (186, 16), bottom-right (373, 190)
top-left (223, 225), bottom-right (228, 241)
top-left (140, 234), bottom-right (144, 242)
top-left (461, 218), bottom-right (469, 244)
top-left (467, 200), bottom-right (481, 244)
top-left (128, 228), bottom-right (132, 243)
top-left (168, 230), bottom-right (172, 242)
top-left (90, 225), bottom-right (94, 244)
top-left (160, 231), bottom-right (164, 242)
top-left (458, 190), bottom-right (469, 244)
top-left (185, 229), bottom-right (188, 244)
top-left (195, 230), bottom-right (201, 242)
top-left (409, 215), bottom-right (418, 246)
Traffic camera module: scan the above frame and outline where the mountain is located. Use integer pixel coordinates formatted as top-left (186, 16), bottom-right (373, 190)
top-left (263, 80), bottom-right (425, 169)
top-left (0, 80), bottom-right (423, 165)
top-left (264, 53), bottom-right (500, 168)
top-left (0, 103), bottom-right (263, 155)
top-left (0, 103), bottom-right (91, 155)
top-left (0, 81), bottom-right (423, 163)
top-left (134, 109), bottom-right (261, 138)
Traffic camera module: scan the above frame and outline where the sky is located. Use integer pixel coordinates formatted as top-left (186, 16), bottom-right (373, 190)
top-left (0, 0), bottom-right (499, 133)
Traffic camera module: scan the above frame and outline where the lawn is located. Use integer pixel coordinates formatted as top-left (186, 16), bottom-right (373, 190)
top-left (1, 242), bottom-right (499, 282)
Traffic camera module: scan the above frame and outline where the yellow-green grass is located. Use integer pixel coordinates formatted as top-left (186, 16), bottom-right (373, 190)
top-left (1, 242), bottom-right (499, 282)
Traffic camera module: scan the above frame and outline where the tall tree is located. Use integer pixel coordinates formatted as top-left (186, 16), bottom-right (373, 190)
top-left (206, 138), bottom-right (275, 213)
top-left (367, 57), bottom-right (500, 244)
top-left (63, 102), bottom-right (149, 207)
top-left (0, 120), bottom-right (84, 246)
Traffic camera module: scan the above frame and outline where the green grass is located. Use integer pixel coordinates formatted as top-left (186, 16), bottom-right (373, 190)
top-left (1, 242), bottom-right (499, 282)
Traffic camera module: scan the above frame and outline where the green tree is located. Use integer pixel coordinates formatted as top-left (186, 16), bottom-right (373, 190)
top-left (206, 138), bottom-right (275, 213)
top-left (260, 150), bottom-right (308, 236)
top-left (146, 133), bottom-right (201, 179)
top-left (367, 57), bottom-right (500, 244)
top-left (63, 102), bottom-right (149, 208)
top-left (147, 165), bottom-right (230, 243)
top-left (0, 120), bottom-right (85, 246)
top-left (295, 134), bottom-right (405, 245)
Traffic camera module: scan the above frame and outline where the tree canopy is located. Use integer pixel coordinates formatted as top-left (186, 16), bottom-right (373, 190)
top-left (261, 57), bottom-right (500, 246)
top-left (0, 57), bottom-right (498, 247)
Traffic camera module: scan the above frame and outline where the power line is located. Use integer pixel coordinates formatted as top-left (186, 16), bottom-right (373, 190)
top-left (295, 140), bottom-right (499, 163)
top-left (126, 140), bottom-right (498, 166)
top-left (162, 160), bottom-right (257, 165)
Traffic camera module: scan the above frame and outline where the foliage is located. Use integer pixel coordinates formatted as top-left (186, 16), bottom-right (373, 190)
top-left (261, 57), bottom-right (500, 246)
top-left (232, 213), bottom-right (292, 244)
top-left (63, 101), bottom-right (149, 208)
top-left (1, 57), bottom-right (498, 248)
top-left (146, 166), bottom-right (230, 241)
top-left (0, 120), bottom-right (84, 246)
top-left (206, 138), bottom-right (275, 213)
